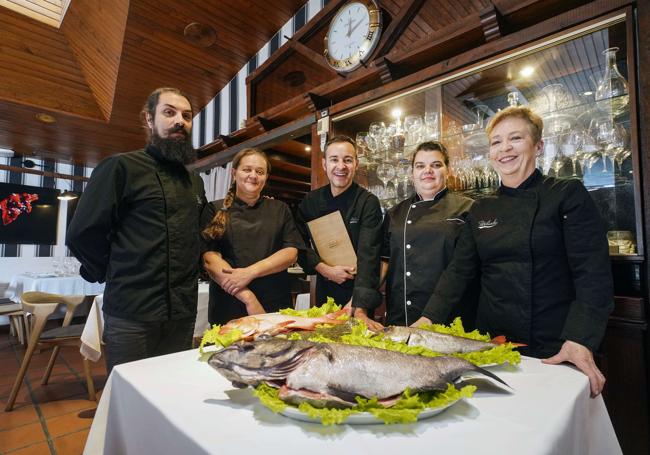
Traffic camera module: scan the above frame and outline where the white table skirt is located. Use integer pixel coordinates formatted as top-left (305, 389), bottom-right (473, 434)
top-left (84, 351), bottom-right (621, 455)
top-left (7, 274), bottom-right (105, 303)
top-left (80, 283), bottom-right (210, 362)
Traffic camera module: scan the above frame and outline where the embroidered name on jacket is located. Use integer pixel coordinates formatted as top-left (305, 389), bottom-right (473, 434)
top-left (478, 219), bottom-right (498, 229)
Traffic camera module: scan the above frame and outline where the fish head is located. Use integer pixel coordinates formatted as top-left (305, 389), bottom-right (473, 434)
top-left (208, 338), bottom-right (315, 387)
top-left (382, 326), bottom-right (411, 343)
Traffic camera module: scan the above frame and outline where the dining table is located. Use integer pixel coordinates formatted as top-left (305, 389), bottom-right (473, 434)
top-left (6, 273), bottom-right (105, 303)
top-left (80, 282), bottom-right (210, 362)
top-left (83, 349), bottom-right (622, 455)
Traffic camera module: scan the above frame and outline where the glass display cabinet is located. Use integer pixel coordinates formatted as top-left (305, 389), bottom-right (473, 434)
top-left (330, 13), bottom-right (642, 259)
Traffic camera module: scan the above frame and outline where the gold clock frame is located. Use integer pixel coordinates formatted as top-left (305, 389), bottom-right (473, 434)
top-left (323, 0), bottom-right (383, 73)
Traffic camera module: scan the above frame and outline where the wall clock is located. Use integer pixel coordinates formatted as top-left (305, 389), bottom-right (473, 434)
top-left (324, 0), bottom-right (382, 73)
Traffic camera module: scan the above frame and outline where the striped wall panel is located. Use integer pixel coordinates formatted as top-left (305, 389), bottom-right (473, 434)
top-left (192, 0), bottom-right (326, 150)
top-left (0, 157), bottom-right (93, 258)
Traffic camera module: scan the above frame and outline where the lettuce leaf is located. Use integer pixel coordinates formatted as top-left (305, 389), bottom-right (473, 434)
top-left (253, 383), bottom-right (288, 413)
top-left (254, 382), bottom-right (475, 425)
top-left (279, 297), bottom-right (344, 318)
top-left (198, 325), bottom-right (243, 357)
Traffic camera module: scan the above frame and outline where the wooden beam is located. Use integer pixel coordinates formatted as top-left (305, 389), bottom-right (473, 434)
top-left (191, 114), bottom-right (316, 171)
top-left (375, 57), bottom-right (399, 84)
top-left (0, 165), bottom-right (89, 182)
top-left (479, 3), bottom-right (504, 42)
top-left (269, 158), bottom-right (310, 177)
top-left (292, 40), bottom-right (338, 75)
top-left (373, 0), bottom-right (426, 58)
top-left (269, 174), bottom-right (311, 188)
top-left (303, 92), bottom-right (331, 113)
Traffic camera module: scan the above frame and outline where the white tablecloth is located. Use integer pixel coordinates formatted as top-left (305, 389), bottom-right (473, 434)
top-left (7, 274), bottom-right (105, 303)
top-left (80, 283), bottom-right (210, 362)
top-left (84, 351), bottom-right (621, 455)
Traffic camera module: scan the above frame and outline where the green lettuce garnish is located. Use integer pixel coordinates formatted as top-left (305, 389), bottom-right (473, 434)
top-left (254, 382), bottom-right (475, 425)
top-left (198, 326), bottom-right (243, 357)
top-left (279, 297), bottom-right (344, 318)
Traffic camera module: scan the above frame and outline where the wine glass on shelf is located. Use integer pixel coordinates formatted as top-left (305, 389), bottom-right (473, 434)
top-left (403, 115), bottom-right (423, 151)
top-left (376, 162), bottom-right (396, 195)
top-left (595, 47), bottom-right (629, 118)
top-left (423, 112), bottom-right (440, 141)
top-left (355, 132), bottom-right (370, 166)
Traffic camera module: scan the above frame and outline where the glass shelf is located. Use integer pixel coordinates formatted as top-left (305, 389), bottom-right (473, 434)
top-left (332, 18), bottom-right (641, 257)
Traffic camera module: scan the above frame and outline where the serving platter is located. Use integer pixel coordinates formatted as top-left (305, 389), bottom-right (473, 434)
top-left (278, 398), bottom-right (460, 425)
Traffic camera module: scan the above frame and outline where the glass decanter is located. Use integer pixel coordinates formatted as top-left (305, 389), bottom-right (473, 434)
top-left (595, 47), bottom-right (629, 117)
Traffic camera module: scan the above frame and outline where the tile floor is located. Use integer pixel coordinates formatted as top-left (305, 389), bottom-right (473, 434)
top-left (0, 325), bottom-right (106, 454)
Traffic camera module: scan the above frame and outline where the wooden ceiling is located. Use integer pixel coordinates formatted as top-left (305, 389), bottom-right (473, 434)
top-left (0, 0), bottom-right (305, 165)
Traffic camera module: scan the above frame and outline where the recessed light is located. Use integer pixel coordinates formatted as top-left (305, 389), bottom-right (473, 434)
top-left (519, 66), bottom-right (535, 78)
top-left (305, 146), bottom-right (311, 152)
top-left (183, 22), bottom-right (217, 48)
top-left (391, 108), bottom-right (402, 118)
top-left (35, 113), bottom-right (56, 124)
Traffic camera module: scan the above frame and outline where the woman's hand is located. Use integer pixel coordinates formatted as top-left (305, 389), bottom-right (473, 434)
top-left (221, 267), bottom-right (256, 295)
top-left (237, 289), bottom-right (266, 315)
top-left (410, 316), bottom-right (432, 327)
top-left (343, 301), bottom-right (384, 332)
top-left (542, 340), bottom-right (605, 397)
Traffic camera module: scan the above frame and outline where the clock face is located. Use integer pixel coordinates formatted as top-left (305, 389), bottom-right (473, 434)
top-left (324, 0), bottom-right (382, 73)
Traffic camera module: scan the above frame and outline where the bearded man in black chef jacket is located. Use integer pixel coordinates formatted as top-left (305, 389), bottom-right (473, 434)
top-left (67, 87), bottom-right (207, 374)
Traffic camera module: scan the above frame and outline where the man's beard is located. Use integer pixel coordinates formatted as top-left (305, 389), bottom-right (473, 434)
top-left (151, 125), bottom-right (196, 164)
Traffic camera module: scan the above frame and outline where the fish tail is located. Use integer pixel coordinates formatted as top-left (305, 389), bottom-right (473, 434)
top-left (470, 364), bottom-right (512, 389)
top-left (490, 335), bottom-right (527, 348)
top-left (323, 308), bottom-right (349, 322)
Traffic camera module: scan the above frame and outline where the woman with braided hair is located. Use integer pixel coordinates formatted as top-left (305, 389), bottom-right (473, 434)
top-left (201, 148), bottom-right (305, 325)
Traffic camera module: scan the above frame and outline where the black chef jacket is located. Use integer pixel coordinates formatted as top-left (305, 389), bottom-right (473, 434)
top-left (382, 189), bottom-right (474, 326)
top-left (296, 182), bottom-right (383, 309)
top-left (67, 146), bottom-right (207, 322)
top-left (202, 197), bottom-right (305, 325)
top-left (423, 170), bottom-right (614, 357)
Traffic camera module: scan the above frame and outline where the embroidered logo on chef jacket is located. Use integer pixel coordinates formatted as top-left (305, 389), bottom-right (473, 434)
top-left (350, 217), bottom-right (359, 224)
top-left (446, 218), bottom-right (465, 224)
top-left (196, 195), bottom-right (203, 205)
top-left (478, 219), bottom-right (498, 229)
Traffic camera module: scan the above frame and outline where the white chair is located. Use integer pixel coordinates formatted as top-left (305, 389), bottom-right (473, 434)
top-left (4, 291), bottom-right (96, 412)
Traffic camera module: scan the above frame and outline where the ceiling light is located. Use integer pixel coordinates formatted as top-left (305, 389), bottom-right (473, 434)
top-left (305, 146), bottom-right (311, 152)
top-left (183, 22), bottom-right (217, 48)
top-left (35, 113), bottom-right (56, 124)
top-left (391, 108), bottom-right (402, 119)
top-left (519, 66), bottom-right (535, 78)
top-left (57, 190), bottom-right (78, 201)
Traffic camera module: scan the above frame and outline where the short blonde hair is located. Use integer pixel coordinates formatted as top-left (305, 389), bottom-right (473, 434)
top-left (486, 106), bottom-right (544, 144)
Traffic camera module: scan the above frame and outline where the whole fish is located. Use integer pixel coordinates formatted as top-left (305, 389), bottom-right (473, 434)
top-left (218, 309), bottom-right (348, 340)
top-left (208, 338), bottom-right (509, 408)
top-left (383, 326), bottom-right (501, 354)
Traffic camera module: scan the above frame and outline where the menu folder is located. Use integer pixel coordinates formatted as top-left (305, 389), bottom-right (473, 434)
top-left (306, 211), bottom-right (357, 270)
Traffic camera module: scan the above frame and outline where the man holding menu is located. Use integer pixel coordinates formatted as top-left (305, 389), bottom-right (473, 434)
top-left (296, 135), bottom-right (383, 330)
top-left (67, 87), bottom-right (207, 374)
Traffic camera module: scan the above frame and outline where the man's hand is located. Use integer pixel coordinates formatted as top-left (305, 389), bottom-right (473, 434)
top-left (542, 340), bottom-right (605, 397)
top-left (317, 263), bottom-right (355, 284)
top-left (221, 267), bottom-right (255, 295)
top-left (410, 316), bottom-right (432, 328)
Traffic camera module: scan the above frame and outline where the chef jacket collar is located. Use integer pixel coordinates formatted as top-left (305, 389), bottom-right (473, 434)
top-left (499, 169), bottom-right (543, 196)
top-left (415, 186), bottom-right (448, 203)
top-left (326, 181), bottom-right (358, 201)
top-left (232, 195), bottom-right (264, 208)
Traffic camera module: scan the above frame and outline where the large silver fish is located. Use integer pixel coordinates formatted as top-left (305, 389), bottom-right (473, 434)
top-left (383, 326), bottom-right (499, 354)
top-left (208, 338), bottom-right (509, 408)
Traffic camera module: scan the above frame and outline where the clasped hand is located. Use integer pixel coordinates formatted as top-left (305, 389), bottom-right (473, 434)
top-left (323, 265), bottom-right (356, 284)
top-left (221, 267), bottom-right (255, 295)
